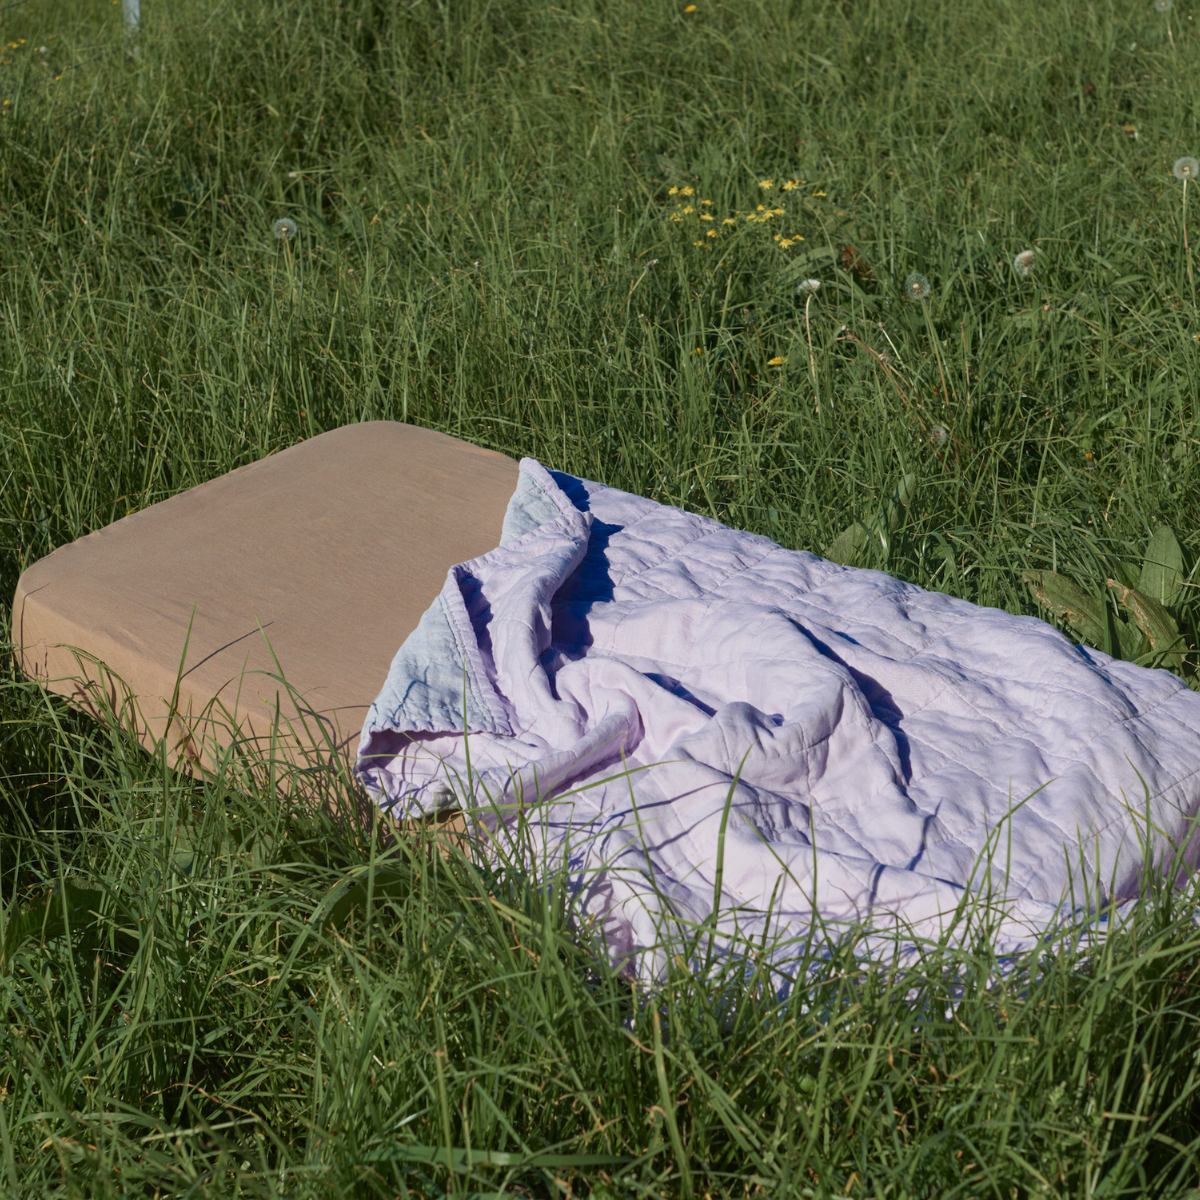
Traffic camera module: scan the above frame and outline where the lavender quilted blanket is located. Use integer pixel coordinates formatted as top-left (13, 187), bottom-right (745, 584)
top-left (356, 460), bottom-right (1200, 974)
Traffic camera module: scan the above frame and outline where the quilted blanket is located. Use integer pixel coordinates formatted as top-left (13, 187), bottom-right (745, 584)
top-left (356, 460), bottom-right (1200, 976)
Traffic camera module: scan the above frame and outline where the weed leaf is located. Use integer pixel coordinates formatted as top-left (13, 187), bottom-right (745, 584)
top-left (1, 883), bottom-right (106, 965)
top-left (1138, 526), bottom-right (1184, 608)
top-left (1022, 570), bottom-right (1107, 647)
top-left (824, 472), bottom-right (917, 567)
top-left (1106, 579), bottom-right (1186, 672)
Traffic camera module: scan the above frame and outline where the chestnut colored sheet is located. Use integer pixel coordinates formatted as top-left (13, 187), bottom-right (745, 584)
top-left (11, 422), bottom-right (518, 782)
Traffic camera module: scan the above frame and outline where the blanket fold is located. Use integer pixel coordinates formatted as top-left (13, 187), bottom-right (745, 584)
top-left (357, 460), bottom-right (1200, 974)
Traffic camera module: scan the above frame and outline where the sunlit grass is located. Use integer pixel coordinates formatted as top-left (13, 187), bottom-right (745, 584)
top-left (3, 0), bottom-right (1200, 1193)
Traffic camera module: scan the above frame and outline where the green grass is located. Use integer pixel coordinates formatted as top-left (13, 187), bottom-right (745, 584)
top-left (3, 0), bottom-right (1200, 1193)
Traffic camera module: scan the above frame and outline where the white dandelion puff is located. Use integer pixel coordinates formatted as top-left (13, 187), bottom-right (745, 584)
top-left (273, 217), bottom-right (298, 241)
top-left (796, 279), bottom-right (821, 295)
top-left (903, 272), bottom-right (932, 302)
top-left (1173, 156), bottom-right (1200, 182)
top-left (1013, 249), bottom-right (1036, 277)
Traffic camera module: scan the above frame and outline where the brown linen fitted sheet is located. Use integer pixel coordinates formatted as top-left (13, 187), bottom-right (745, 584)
top-left (11, 422), bottom-right (518, 795)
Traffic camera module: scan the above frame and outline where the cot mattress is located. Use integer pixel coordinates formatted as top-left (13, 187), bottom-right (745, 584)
top-left (11, 422), bottom-right (518, 782)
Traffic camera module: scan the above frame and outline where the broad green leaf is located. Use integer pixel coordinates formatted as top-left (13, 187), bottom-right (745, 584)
top-left (1107, 579), bottom-right (1186, 672)
top-left (1022, 570), bottom-right (1107, 647)
top-left (888, 472), bottom-right (919, 526)
top-left (824, 473), bottom-right (917, 568)
top-left (1, 883), bottom-right (105, 965)
top-left (1138, 526), bottom-right (1184, 608)
top-left (824, 519), bottom-right (872, 568)
top-left (1114, 617), bottom-right (1146, 663)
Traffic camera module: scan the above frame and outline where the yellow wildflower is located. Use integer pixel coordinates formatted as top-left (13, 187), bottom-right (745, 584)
top-left (700, 212), bottom-right (713, 220)
top-left (812, 190), bottom-right (827, 197)
top-left (771, 207), bottom-right (785, 215)
top-left (706, 229), bottom-right (717, 237)
top-left (759, 179), bottom-right (774, 189)
top-left (682, 205), bottom-right (695, 213)
top-left (668, 186), bottom-right (679, 195)
top-left (684, 3), bottom-right (697, 10)
top-left (774, 234), bottom-right (782, 242)
top-left (722, 217), bottom-right (737, 226)
top-left (701, 199), bottom-right (713, 206)
top-left (767, 356), bottom-right (786, 366)
top-left (782, 179), bottom-right (800, 191)
top-left (756, 204), bottom-right (766, 211)
top-left (670, 213), bottom-right (683, 222)
top-left (680, 185), bottom-right (695, 196)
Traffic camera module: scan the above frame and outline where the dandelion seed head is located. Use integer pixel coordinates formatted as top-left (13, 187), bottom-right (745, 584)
top-left (796, 279), bottom-right (821, 295)
top-left (273, 217), bottom-right (298, 241)
top-left (1155, 0), bottom-right (1172, 13)
top-left (644, 258), bottom-right (659, 271)
top-left (903, 271), bottom-right (932, 302)
top-left (1013, 249), bottom-right (1036, 277)
top-left (929, 425), bottom-right (949, 447)
top-left (1173, 156), bottom-right (1200, 181)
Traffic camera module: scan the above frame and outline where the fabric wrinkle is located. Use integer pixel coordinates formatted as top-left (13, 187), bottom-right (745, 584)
top-left (355, 458), bottom-right (1200, 980)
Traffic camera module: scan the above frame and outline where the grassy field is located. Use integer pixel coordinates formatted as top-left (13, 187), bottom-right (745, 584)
top-left (3, 0), bottom-right (1200, 1194)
